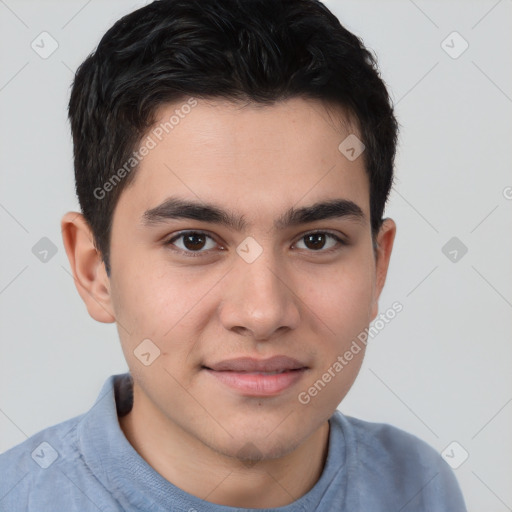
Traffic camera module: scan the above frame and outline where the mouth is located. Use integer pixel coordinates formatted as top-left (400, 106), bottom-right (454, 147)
top-left (202, 356), bottom-right (309, 396)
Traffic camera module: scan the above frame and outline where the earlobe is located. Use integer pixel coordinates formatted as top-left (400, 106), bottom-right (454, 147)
top-left (61, 212), bottom-right (116, 323)
top-left (370, 218), bottom-right (396, 321)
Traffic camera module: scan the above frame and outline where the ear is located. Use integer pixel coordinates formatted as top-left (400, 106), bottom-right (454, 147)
top-left (370, 218), bottom-right (396, 321)
top-left (61, 212), bottom-right (115, 323)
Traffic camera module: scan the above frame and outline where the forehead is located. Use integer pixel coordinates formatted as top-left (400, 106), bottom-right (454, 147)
top-left (117, 97), bottom-right (369, 225)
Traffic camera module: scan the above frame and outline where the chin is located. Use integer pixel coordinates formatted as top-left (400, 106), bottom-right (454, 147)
top-left (213, 433), bottom-right (302, 464)
top-left (203, 415), bottom-right (314, 463)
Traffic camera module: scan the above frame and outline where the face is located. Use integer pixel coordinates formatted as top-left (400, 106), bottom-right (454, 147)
top-left (74, 97), bottom-right (395, 461)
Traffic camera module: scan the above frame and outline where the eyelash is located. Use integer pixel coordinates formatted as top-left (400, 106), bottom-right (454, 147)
top-left (164, 230), bottom-right (347, 257)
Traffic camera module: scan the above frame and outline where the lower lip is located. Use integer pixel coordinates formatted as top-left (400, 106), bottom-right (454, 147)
top-left (205, 368), bottom-right (307, 396)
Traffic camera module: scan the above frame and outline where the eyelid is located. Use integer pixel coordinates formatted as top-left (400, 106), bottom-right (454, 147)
top-left (293, 228), bottom-right (347, 243)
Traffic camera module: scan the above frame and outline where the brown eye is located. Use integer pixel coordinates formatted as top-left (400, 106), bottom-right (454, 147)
top-left (183, 232), bottom-right (207, 250)
top-left (295, 232), bottom-right (345, 252)
top-left (166, 231), bottom-right (218, 253)
top-left (304, 233), bottom-right (327, 250)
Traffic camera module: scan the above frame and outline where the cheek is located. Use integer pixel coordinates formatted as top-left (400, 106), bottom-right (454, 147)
top-left (111, 254), bottom-right (192, 328)
top-left (296, 267), bottom-right (372, 412)
top-left (302, 257), bottom-right (375, 340)
top-left (110, 260), bottom-right (221, 360)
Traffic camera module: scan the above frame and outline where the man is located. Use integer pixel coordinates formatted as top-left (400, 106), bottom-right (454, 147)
top-left (0, 0), bottom-right (466, 510)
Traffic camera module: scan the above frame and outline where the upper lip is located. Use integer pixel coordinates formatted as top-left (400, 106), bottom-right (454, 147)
top-left (204, 356), bottom-right (307, 373)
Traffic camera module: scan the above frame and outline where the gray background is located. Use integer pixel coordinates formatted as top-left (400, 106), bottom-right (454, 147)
top-left (1, 1), bottom-right (511, 510)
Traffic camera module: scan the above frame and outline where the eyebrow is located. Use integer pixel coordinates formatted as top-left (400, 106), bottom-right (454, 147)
top-left (141, 196), bottom-right (366, 231)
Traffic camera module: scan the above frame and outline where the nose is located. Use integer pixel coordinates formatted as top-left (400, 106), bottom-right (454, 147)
top-left (218, 250), bottom-right (301, 341)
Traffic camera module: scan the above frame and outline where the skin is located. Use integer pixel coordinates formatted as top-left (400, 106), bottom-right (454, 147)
top-left (61, 97), bottom-right (396, 508)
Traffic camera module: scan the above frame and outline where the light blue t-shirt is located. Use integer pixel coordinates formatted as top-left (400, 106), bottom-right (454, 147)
top-left (0, 373), bottom-right (466, 511)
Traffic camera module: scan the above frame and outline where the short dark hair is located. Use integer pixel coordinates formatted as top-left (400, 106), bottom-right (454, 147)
top-left (68, 0), bottom-right (398, 276)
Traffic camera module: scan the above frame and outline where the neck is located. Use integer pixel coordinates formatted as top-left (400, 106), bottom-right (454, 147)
top-left (119, 384), bottom-right (330, 508)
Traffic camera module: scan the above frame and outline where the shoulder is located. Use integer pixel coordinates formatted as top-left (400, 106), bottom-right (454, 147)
top-left (0, 413), bottom-right (83, 466)
top-left (330, 411), bottom-right (467, 511)
top-left (338, 412), bottom-right (440, 465)
top-left (0, 414), bottom-right (84, 509)
top-left (0, 373), bottom-right (125, 512)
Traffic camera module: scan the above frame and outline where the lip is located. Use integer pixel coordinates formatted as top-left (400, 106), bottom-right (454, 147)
top-left (205, 355), bottom-right (307, 373)
top-left (203, 356), bottom-right (308, 396)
